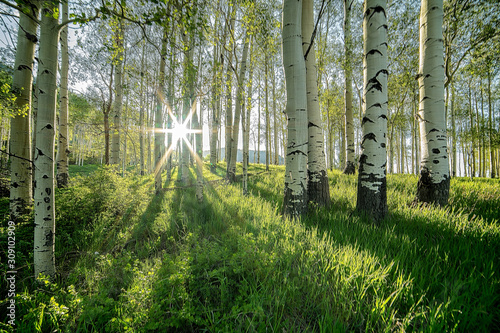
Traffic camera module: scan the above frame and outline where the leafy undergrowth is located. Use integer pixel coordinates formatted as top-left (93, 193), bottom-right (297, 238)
top-left (0, 164), bottom-right (498, 332)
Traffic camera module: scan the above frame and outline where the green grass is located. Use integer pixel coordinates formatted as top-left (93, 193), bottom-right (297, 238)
top-left (0, 163), bottom-right (499, 332)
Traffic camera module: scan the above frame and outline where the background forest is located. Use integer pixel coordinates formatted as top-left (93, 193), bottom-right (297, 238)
top-left (0, 0), bottom-right (499, 332)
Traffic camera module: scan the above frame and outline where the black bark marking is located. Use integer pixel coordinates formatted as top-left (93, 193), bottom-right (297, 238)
top-left (368, 103), bottom-right (382, 109)
top-left (286, 150), bottom-right (308, 157)
top-left (42, 175), bottom-right (49, 179)
top-left (416, 167), bottom-right (450, 206)
top-left (44, 197), bottom-right (50, 203)
top-left (362, 133), bottom-right (377, 143)
top-left (362, 117), bottom-right (374, 125)
top-left (432, 148), bottom-right (440, 154)
top-left (432, 160), bottom-right (439, 164)
top-left (308, 122), bottom-right (320, 129)
top-left (25, 32), bottom-right (38, 43)
top-left (380, 143), bottom-right (386, 148)
top-left (367, 77), bottom-right (382, 93)
top-left (378, 114), bottom-right (387, 120)
top-left (17, 64), bottom-right (31, 71)
top-left (44, 124), bottom-right (53, 130)
top-left (429, 128), bottom-right (440, 133)
top-left (365, 6), bottom-right (386, 21)
top-left (12, 182), bottom-right (19, 188)
top-left (366, 49), bottom-right (383, 58)
top-left (43, 230), bottom-right (54, 247)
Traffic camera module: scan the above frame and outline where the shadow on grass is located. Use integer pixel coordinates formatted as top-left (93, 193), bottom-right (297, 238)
top-left (302, 200), bottom-right (500, 331)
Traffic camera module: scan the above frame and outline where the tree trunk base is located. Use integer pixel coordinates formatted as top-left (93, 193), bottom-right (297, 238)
top-left (415, 167), bottom-right (450, 207)
top-left (283, 186), bottom-right (307, 218)
top-left (343, 161), bottom-right (356, 175)
top-left (356, 174), bottom-right (387, 223)
top-left (308, 170), bottom-right (330, 208)
top-left (56, 172), bottom-right (69, 188)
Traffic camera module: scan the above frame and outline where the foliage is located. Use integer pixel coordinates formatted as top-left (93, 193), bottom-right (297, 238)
top-left (0, 164), bottom-right (499, 332)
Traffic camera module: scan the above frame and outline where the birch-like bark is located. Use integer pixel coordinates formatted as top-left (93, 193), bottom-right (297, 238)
top-left (225, 8), bottom-right (235, 167)
top-left (10, 1), bottom-right (39, 220)
top-left (110, 20), bottom-right (124, 165)
top-left (416, 0), bottom-right (450, 206)
top-left (283, 0), bottom-right (308, 218)
top-left (356, 1), bottom-right (388, 222)
top-left (343, 0), bottom-right (356, 174)
top-left (210, 43), bottom-right (221, 173)
top-left (487, 72), bottom-right (495, 178)
top-left (265, 56), bottom-right (270, 171)
top-left (242, 41), bottom-right (253, 195)
top-left (302, 0), bottom-right (330, 207)
top-left (34, 2), bottom-right (59, 278)
top-left (193, 99), bottom-right (203, 202)
top-left (228, 32), bottom-right (250, 183)
top-left (56, 1), bottom-right (69, 188)
top-left (154, 30), bottom-right (167, 193)
top-left (139, 42), bottom-right (145, 175)
top-left (180, 32), bottom-right (194, 186)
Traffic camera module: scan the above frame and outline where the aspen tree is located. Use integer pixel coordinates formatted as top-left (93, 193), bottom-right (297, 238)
top-left (302, 0), bottom-right (330, 207)
top-left (56, 1), bottom-right (69, 188)
top-left (356, 0), bottom-right (388, 222)
top-left (34, 1), bottom-right (60, 278)
top-left (416, 0), bottom-right (450, 206)
top-left (343, 0), bottom-right (356, 175)
top-left (10, 0), bottom-right (40, 220)
top-left (282, 0), bottom-right (308, 217)
top-left (110, 20), bottom-right (124, 165)
top-left (228, 32), bottom-right (250, 183)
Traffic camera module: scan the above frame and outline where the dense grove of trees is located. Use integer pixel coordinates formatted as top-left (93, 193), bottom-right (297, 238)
top-left (0, 0), bottom-right (499, 275)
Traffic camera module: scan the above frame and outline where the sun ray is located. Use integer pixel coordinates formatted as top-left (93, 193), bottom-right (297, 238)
top-left (151, 95), bottom-right (203, 184)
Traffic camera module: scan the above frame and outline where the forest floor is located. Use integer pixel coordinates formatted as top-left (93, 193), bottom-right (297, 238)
top-left (0, 163), bottom-right (499, 332)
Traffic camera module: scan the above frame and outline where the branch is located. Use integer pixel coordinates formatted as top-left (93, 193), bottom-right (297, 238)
top-left (0, 149), bottom-right (35, 167)
top-left (304, 0), bottom-right (330, 61)
top-left (0, 0), bottom-right (40, 24)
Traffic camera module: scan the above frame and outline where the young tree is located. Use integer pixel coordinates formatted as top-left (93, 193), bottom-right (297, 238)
top-left (34, 0), bottom-right (60, 278)
top-left (302, 0), bottom-right (330, 207)
top-left (416, 0), bottom-right (450, 206)
top-left (282, 0), bottom-right (308, 218)
top-left (356, 0), bottom-right (388, 222)
top-left (56, 1), bottom-right (69, 187)
top-left (154, 29), bottom-right (167, 193)
top-left (343, 0), bottom-right (356, 175)
top-left (9, 0), bottom-right (40, 220)
top-left (227, 31), bottom-right (250, 183)
top-left (110, 19), bottom-right (124, 165)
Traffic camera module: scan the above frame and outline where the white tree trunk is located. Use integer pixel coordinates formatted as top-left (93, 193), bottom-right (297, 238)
top-left (302, 0), bottom-right (330, 207)
top-left (155, 31), bottom-right (167, 193)
top-left (34, 2), bottom-right (60, 278)
top-left (356, 0), bottom-right (388, 222)
top-left (228, 32), bottom-right (250, 183)
top-left (282, 0), bottom-right (308, 218)
top-left (343, 0), bottom-right (356, 175)
top-left (111, 21), bottom-right (124, 165)
top-left (242, 41), bottom-right (253, 195)
top-left (416, 0), bottom-right (450, 206)
top-left (56, 1), bottom-right (69, 188)
top-left (10, 1), bottom-right (40, 220)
